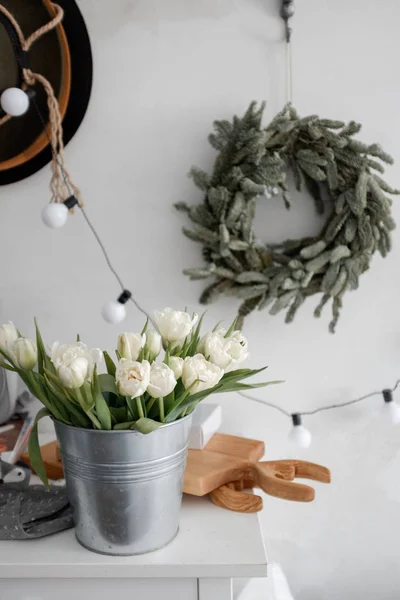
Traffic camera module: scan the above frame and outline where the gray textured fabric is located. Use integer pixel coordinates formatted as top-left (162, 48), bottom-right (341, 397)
top-left (0, 484), bottom-right (73, 539)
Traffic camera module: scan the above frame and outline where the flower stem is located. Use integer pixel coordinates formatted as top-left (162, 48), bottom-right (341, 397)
top-left (146, 397), bottom-right (156, 413)
top-left (136, 397), bottom-right (144, 419)
top-left (158, 397), bottom-right (165, 423)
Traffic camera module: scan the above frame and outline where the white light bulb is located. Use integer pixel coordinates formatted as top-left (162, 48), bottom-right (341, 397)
top-left (41, 203), bottom-right (69, 228)
top-left (382, 401), bottom-right (400, 425)
top-left (101, 301), bottom-right (127, 324)
top-left (288, 424), bottom-right (312, 448)
top-left (0, 87), bottom-right (29, 116)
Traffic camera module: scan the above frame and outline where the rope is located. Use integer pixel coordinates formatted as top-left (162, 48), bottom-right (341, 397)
top-left (25, 4), bottom-right (63, 49)
top-left (281, 0), bottom-right (294, 104)
top-left (285, 39), bottom-right (293, 104)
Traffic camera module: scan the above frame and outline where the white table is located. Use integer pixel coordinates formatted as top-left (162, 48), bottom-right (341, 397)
top-left (0, 494), bottom-right (267, 600)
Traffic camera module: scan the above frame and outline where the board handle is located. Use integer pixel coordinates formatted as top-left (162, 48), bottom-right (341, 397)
top-left (210, 484), bottom-right (263, 513)
top-left (209, 460), bottom-right (331, 510)
top-left (252, 460), bottom-right (331, 503)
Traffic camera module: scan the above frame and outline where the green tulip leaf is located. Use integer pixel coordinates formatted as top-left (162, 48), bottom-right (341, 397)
top-left (98, 373), bottom-right (118, 395)
top-left (92, 367), bottom-right (112, 430)
top-left (28, 407), bottom-right (51, 488)
top-left (109, 406), bottom-right (128, 424)
top-left (34, 318), bottom-right (55, 376)
top-left (132, 418), bottom-right (162, 434)
top-left (220, 366), bottom-right (268, 384)
top-left (0, 361), bottom-right (16, 372)
top-left (113, 421), bottom-right (137, 430)
top-left (103, 351), bottom-right (116, 377)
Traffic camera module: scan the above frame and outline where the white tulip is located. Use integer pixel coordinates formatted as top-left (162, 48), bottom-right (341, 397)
top-left (0, 321), bottom-right (18, 359)
top-left (198, 329), bottom-right (230, 369)
top-left (146, 330), bottom-right (162, 360)
top-left (12, 338), bottom-right (37, 370)
top-left (154, 307), bottom-right (198, 343)
top-left (225, 330), bottom-right (249, 364)
top-left (58, 357), bottom-right (89, 389)
top-left (51, 342), bottom-right (103, 383)
top-left (198, 328), bottom-right (249, 372)
top-left (169, 356), bottom-right (184, 380)
top-left (147, 363), bottom-right (177, 399)
top-left (116, 359), bottom-right (151, 398)
top-left (182, 354), bottom-right (223, 394)
top-left (117, 332), bottom-right (146, 361)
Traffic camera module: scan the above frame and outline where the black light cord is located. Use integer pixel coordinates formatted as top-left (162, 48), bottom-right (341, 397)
top-left (239, 379), bottom-right (400, 419)
top-left (78, 206), bottom-right (152, 322)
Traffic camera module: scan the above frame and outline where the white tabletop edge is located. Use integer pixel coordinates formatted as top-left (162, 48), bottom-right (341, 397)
top-left (0, 562), bottom-right (268, 579)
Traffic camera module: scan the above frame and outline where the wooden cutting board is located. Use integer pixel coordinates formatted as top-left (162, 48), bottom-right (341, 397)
top-left (184, 433), bottom-right (331, 511)
top-left (21, 440), bottom-right (63, 481)
top-left (184, 433), bottom-right (265, 496)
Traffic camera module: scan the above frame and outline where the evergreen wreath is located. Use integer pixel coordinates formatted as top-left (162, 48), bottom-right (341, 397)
top-left (176, 103), bottom-right (398, 332)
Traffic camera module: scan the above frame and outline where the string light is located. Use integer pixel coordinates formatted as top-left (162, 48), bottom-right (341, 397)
top-left (239, 380), bottom-right (400, 447)
top-left (101, 290), bottom-right (132, 325)
top-left (382, 389), bottom-right (400, 424)
top-left (41, 195), bottom-right (79, 229)
top-left (288, 414), bottom-right (312, 448)
top-left (0, 87), bottom-right (29, 117)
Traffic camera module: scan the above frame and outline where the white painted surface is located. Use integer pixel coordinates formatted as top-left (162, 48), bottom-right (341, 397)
top-left (0, 578), bottom-right (197, 600)
top-left (1, 1), bottom-right (400, 597)
top-left (199, 577), bottom-right (233, 600)
top-left (235, 565), bottom-right (295, 600)
top-left (0, 495), bottom-right (266, 579)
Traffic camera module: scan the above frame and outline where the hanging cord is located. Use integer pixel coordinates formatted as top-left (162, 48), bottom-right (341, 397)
top-left (239, 379), bottom-right (400, 418)
top-left (0, 2), bottom-right (81, 206)
top-left (281, 0), bottom-right (294, 103)
top-left (285, 37), bottom-right (293, 104)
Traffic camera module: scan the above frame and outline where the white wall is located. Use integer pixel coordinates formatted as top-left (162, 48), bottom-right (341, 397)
top-left (1, 1), bottom-right (400, 597)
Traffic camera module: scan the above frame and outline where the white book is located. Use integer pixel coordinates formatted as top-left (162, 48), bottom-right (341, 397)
top-left (188, 403), bottom-right (222, 449)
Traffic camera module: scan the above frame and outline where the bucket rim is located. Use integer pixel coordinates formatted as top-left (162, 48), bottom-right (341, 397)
top-left (52, 412), bottom-right (193, 434)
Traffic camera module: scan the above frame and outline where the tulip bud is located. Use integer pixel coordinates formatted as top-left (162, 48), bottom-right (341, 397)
top-left (147, 363), bottom-right (177, 399)
top-left (146, 330), bottom-right (162, 360)
top-left (182, 354), bottom-right (223, 394)
top-left (154, 308), bottom-right (198, 343)
top-left (169, 356), bottom-right (184, 380)
top-left (13, 338), bottom-right (37, 370)
top-left (0, 321), bottom-right (19, 359)
top-left (117, 333), bottom-right (146, 361)
top-left (58, 357), bottom-right (88, 389)
top-left (116, 359), bottom-right (151, 398)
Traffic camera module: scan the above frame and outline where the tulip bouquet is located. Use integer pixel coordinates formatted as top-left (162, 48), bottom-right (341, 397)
top-left (0, 308), bottom-right (277, 484)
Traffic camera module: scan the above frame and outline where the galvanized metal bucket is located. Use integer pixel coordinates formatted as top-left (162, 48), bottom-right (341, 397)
top-left (54, 415), bottom-right (192, 556)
